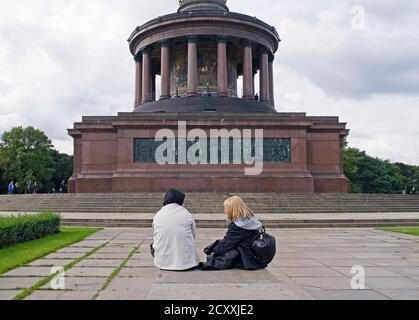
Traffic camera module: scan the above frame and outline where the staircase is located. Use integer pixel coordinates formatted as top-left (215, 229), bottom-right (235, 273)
top-left (1, 193), bottom-right (418, 228)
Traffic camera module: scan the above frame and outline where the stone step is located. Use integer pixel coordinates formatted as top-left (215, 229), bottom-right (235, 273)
top-left (1, 194), bottom-right (418, 215)
top-left (61, 218), bottom-right (419, 229)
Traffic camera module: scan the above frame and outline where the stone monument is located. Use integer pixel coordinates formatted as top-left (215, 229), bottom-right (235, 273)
top-left (68, 0), bottom-right (350, 193)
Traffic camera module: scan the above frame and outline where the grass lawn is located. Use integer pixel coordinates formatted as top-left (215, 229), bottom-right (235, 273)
top-left (0, 227), bottom-right (102, 275)
top-left (380, 227), bottom-right (419, 237)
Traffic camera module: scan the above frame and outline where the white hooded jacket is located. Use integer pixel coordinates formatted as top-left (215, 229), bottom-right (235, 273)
top-left (152, 203), bottom-right (200, 271)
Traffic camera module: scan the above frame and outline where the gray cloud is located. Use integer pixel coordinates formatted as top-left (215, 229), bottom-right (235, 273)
top-left (0, 0), bottom-right (418, 165)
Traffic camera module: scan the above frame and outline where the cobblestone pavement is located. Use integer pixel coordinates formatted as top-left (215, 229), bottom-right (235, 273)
top-left (1, 228), bottom-right (419, 300)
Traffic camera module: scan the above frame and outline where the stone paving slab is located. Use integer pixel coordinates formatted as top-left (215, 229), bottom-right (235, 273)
top-left (365, 277), bottom-right (419, 290)
top-left (4, 267), bottom-right (54, 278)
top-left (43, 252), bottom-right (86, 260)
top-left (3, 227), bottom-right (419, 300)
top-left (118, 267), bottom-right (159, 278)
top-left (28, 259), bottom-right (74, 267)
top-left (292, 277), bottom-right (361, 290)
top-left (40, 277), bottom-right (107, 291)
top-left (54, 247), bottom-right (92, 254)
top-left (379, 290), bottom-right (419, 300)
top-left (0, 277), bottom-right (42, 290)
top-left (74, 259), bottom-right (122, 268)
top-left (96, 247), bottom-right (133, 254)
top-left (154, 270), bottom-right (280, 284)
top-left (25, 290), bottom-right (97, 300)
top-left (313, 259), bottom-right (378, 267)
top-left (105, 277), bottom-right (155, 296)
top-left (305, 288), bottom-right (388, 300)
top-left (0, 290), bottom-right (22, 300)
top-left (97, 290), bottom-right (150, 300)
top-left (331, 266), bottom-right (403, 278)
top-left (385, 267), bottom-right (419, 277)
top-left (65, 267), bottom-right (114, 278)
top-left (69, 240), bottom-right (108, 248)
top-left (125, 258), bottom-right (155, 268)
top-left (146, 283), bottom-right (303, 300)
top-left (271, 259), bottom-right (324, 267)
top-left (278, 267), bottom-right (343, 277)
top-left (366, 258), bottom-right (419, 267)
top-left (88, 252), bottom-right (130, 260)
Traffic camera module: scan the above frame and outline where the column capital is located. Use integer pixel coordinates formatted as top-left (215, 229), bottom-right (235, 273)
top-left (269, 54), bottom-right (275, 63)
top-left (141, 46), bottom-right (153, 54)
top-left (216, 35), bottom-right (229, 43)
top-left (187, 35), bottom-right (199, 43)
top-left (134, 51), bottom-right (142, 62)
top-left (259, 46), bottom-right (270, 55)
top-left (160, 39), bottom-right (172, 47)
top-left (242, 39), bottom-right (253, 47)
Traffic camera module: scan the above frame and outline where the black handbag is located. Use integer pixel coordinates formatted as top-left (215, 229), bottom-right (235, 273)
top-left (202, 248), bottom-right (240, 270)
top-left (251, 227), bottom-right (276, 265)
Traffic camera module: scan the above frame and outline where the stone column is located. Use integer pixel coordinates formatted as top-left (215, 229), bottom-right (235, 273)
top-left (160, 40), bottom-right (171, 100)
top-left (141, 47), bottom-right (152, 104)
top-left (151, 73), bottom-right (156, 101)
top-left (269, 54), bottom-right (275, 106)
top-left (217, 36), bottom-right (228, 97)
top-left (187, 36), bottom-right (198, 97)
top-left (243, 40), bottom-right (254, 99)
top-left (134, 52), bottom-right (142, 106)
top-left (259, 47), bottom-right (270, 103)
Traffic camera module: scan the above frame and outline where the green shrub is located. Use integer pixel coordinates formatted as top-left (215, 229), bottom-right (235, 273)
top-left (0, 212), bottom-right (60, 249)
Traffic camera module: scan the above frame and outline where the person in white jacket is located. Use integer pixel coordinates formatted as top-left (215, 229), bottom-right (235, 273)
top-left (152, 189), bottom-right (201, 271)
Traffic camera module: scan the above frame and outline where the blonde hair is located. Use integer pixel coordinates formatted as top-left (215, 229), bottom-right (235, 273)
top-left (224, 196), bottom-right (255, 221)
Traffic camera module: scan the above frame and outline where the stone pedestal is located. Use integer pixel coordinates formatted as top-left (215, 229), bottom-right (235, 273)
top-left (68, 111), bottom-right (349, 194)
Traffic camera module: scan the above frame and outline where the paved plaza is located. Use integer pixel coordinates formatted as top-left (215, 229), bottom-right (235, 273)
top-left (1, 228), bottom-right (419, 300)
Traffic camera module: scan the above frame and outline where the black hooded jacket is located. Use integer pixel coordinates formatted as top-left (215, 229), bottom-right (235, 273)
top-left (205, 219), bottom-right (268, 271)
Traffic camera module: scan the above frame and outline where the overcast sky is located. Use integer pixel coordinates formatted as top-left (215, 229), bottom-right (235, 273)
top-left (0, 0), bottom-right (418, 165)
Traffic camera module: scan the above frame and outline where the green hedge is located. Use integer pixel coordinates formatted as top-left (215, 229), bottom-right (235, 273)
top-left (0, 212), bottom-right (61, 249)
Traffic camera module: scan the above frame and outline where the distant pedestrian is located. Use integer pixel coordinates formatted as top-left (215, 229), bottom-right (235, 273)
top-left (26, 180), bottom-right (33, 194)
top-left (14, 182), bottom-right (19, 194)
top-left (59, 180), bottom-right (67, 193)
top-left (33, 182), bottom-right (39, 194)
top-left (8, 181), bottom-right (15, 194)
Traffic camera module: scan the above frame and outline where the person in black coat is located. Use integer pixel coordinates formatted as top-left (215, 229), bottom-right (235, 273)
top-left (202, 196), bottom-right (267, 271)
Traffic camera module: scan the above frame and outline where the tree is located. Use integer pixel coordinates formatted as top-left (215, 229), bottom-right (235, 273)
top-left (0, 168), bottom-right (6, 193)
top-left (0, 127), bottom-right (55, 193)
top-left (343, 146), bottom-right (408, 194)
top-left (343, 147), bottom-right (363, 193)
top-left (395, 162), bottom-right (419, 194)
top-left (51, 150), bottom-right (73, 191)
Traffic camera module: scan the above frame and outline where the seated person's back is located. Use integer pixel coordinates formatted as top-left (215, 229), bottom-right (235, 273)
top-left (152, 189), bottom-right (200, 271)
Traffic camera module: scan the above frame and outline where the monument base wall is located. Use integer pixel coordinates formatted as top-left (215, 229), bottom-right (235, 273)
top-left (68, 112), bottom-right (350, 194)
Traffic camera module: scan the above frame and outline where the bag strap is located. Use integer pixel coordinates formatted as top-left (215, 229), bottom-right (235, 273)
top-left (258, 226), bottom-right (266, 235)
top-left (252, 226), bottom-right (266, 242)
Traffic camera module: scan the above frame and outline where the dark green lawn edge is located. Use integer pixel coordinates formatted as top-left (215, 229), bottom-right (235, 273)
top-left (92, 241), bottom-right (143, 300)
top-left (379, 227), bottom-right (419, 237)
top-left (0, 227), bottom-right (102, 275)
top-left (13, 232), bottom-right (117, 300)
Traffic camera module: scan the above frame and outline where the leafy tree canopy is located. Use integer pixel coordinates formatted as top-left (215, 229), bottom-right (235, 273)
top-left (344, 145), bottom-right (417, 194)
top-left (0, 127), bottom-right (72, 193)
